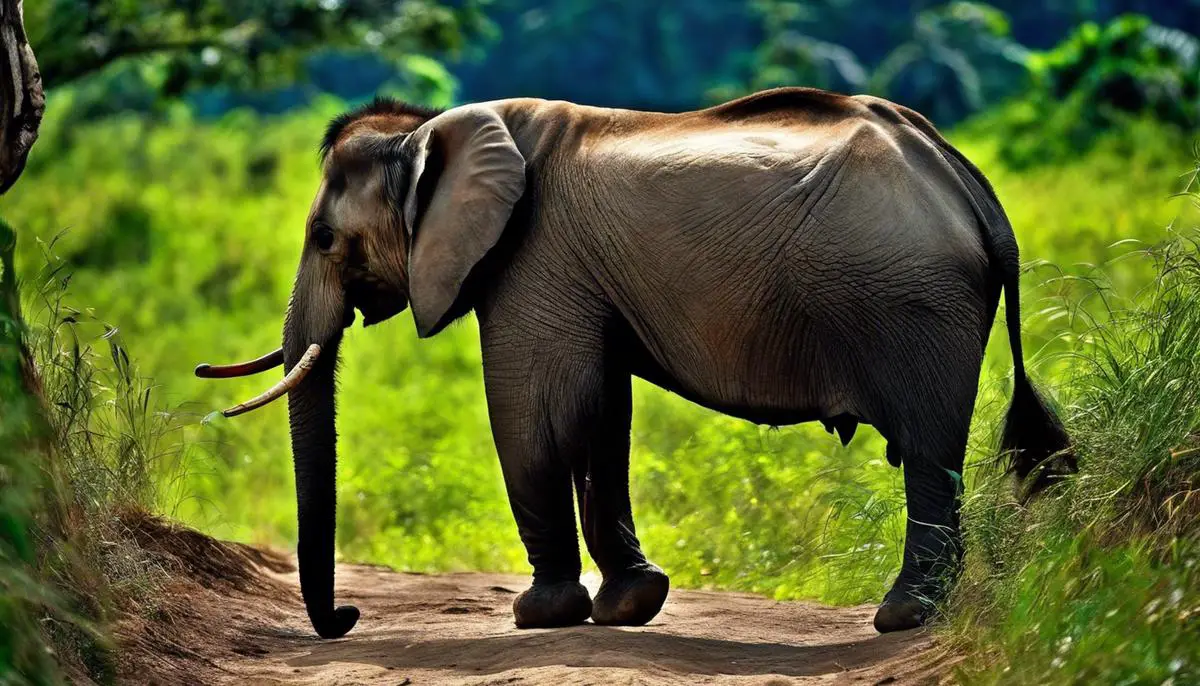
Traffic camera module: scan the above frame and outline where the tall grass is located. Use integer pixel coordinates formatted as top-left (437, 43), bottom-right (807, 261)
top-left (0, 220), bottom-right (196, 683)
top-left (0, 219), bottom-right (65, 685)
top-left (947, 168), bottom-right (1200, 683)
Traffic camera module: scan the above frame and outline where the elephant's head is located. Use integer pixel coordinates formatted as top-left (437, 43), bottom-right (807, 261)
top-left (194, 99), bottom-right (526, 639)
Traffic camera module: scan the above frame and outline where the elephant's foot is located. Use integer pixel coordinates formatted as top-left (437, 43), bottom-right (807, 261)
top-left (591, 563), bottom-right (670, 626)
top-left (513, 580), bottom-right (593, 628)
top-left (873, 589), bottom-right (935, 633)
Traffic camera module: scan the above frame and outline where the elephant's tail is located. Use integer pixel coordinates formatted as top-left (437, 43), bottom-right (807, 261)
top-left (998, 263), bottom-right (1075, 496)
top-left (889, 103), bottom-right (1074, 495)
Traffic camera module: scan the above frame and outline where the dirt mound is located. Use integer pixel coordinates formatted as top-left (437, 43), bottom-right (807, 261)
top-left (122, 512), bottom-right (294, 592)
top-left (109, 512), bottom-right (296, 684)
top-left (107, 519), bottom-right (951, 684)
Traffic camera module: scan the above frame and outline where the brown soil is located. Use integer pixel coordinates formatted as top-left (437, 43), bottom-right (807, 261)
top-left (113, 519), bottom-right (954, 685)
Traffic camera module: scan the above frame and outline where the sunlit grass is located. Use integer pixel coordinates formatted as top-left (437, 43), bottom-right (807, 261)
top-left (1, 219), bottom-right (203, 682)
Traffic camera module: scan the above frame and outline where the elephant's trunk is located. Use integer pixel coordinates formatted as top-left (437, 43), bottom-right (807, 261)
top-left (282, 263), bottom-right (358, 639)
top-left (194, 254), bottom-right (361, 639)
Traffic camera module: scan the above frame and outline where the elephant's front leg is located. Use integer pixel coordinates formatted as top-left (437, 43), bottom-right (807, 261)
top-left (482, 331), bottom-right (668, 628)
top-left (483, 333), bottom-right (625, 628)
top-left (569, 367), bottom-right (669, 626)
top-left (484, 360), bottom-right (591, 628)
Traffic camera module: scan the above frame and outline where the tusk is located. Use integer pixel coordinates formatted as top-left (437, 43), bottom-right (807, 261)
top-left (195, 348), bottom-right (284, 378)
top-left (220, 344), bottom-right (321, 418)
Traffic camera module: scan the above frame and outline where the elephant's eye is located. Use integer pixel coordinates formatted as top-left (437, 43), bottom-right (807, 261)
top-left (313, 226), bottom-right (336, 252)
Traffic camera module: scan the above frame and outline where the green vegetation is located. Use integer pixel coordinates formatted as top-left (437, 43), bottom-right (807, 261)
top-left (25, 0), bottom-right (489, 104)
top-left (949, 217), bottom-right (1200, 683)
top-left (0, 221), bottom-right (65, 684)
top-left (0, 217), bottom-right (197, 682)
top-left (470, 1), bottom-right (1197, 122)
top-left (4, 4), bottom-right (1200, 683)
top-left (996, 15), bottom-right (1200, 167)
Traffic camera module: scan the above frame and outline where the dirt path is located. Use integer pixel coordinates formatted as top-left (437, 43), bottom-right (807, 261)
top-left (143, 559), bottom-right (949, 685)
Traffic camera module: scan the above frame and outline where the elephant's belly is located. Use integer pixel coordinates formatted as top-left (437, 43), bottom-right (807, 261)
top-left (624, 315), bottom-right (856, 427)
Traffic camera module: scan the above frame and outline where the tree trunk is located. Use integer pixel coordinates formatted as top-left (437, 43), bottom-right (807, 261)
top-left (1, 0), bottom-right (44, 195)
top-left (0, 0), bottom-right (48, 453)
top-left (0, 0), bottom-right (44, 394)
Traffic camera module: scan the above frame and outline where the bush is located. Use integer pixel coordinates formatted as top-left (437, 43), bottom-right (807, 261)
top-left (1033, 15), bottom-right (1199, 129)
top-left (998, 15), bottom-right (1200, 167)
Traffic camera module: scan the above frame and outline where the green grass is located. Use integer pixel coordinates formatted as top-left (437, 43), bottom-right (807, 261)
top-left (0, 220), bottom-right (65, 685)
top-left (0, 217), bottom-right (200, 683)
top-left (947, 224), bottom-right (1200, 683)
top-left (954, 537), bottom-right (1198, 684)
top-left (1, 90), bottom-right (1197, 661)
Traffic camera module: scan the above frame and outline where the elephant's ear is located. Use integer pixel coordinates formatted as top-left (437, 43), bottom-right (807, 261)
top-left (402, 105), bottom-right (526, 338)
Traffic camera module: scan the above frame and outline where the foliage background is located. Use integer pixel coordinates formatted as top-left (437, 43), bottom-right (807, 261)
top-left (2, 1), bottom-right (1199, 682)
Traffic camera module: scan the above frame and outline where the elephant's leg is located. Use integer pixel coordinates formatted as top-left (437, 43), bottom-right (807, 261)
top-left (861, 324), bottom-right (981, 633)
top-left (874, 433), bottom-right (966, 633)
top-left (484, 358), bottom-right (592, 629)
top-left (872, 355), bottom-right (978, 633)
top-left (501, 458), bottom-right (592, 629)
top-left (569, 369), bottom-right (669, 626)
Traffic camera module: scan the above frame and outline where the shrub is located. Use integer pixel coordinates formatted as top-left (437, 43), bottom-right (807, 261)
top-left (1032, 15), bottom-right (1200, 130)
top-left (999, 15), bottom-right (1200, 167)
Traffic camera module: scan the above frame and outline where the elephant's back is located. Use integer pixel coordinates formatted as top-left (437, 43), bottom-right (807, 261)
top-left (579, 100), bottom-right (988, 285)
top-left (562, 95), bottom-right (994, 416)
top-left (696, 87), bottom-right (875, 126)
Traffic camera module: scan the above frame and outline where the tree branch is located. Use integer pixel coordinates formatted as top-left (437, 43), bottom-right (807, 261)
top-left (46, 37), bottom-right (229, 85)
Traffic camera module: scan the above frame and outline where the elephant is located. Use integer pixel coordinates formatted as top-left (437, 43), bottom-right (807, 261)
top-left (196, 87), bottom-right (1073, 640)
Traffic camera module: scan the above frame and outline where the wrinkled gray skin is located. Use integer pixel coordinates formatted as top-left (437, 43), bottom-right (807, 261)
top-left (282, 88), bottom-right (1071, 640)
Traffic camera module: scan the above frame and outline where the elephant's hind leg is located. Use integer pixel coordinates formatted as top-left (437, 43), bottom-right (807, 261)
top-left (872, 345), bottom-right (981, 633)
top-left (874, 431), bottom-right (967, 632)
